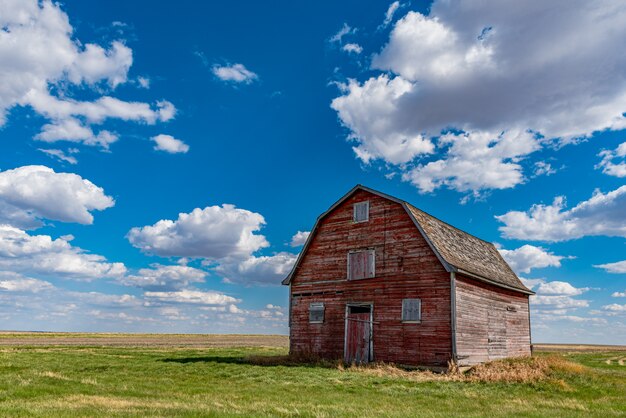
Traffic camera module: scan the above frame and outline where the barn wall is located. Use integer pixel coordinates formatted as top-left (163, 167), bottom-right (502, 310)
top-left (289, 190), bottom-right (452, 367)
top-left (454, 274), bottom-right (531, 366)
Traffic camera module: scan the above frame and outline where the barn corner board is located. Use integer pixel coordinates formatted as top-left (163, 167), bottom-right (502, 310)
top-left (284, 185), bottom-right (533, 367)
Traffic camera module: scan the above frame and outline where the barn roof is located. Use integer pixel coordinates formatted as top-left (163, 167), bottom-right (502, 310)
top-left (282, 185), bottom-right (533, 295)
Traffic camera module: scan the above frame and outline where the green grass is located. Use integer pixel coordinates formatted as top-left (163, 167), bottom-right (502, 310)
top-left (0, 343), bottom-right (625, 417)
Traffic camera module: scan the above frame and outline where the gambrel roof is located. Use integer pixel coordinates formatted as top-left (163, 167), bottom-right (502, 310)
top-left (282, 185), bottom-right (533, 295)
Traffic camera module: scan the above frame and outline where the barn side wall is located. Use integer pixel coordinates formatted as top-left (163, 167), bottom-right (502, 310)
top-left (289, 190), bottom-right (452, 367)
top-left (454, 274), bottom-right (531, 366)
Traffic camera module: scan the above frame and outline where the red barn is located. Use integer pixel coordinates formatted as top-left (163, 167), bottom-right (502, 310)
top-left (282, 185), bottom-right (533, 367)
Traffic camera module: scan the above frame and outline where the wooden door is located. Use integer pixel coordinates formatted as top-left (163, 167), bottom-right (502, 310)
top-left (345, 306), bottom-right (371, 364)
top-left (488, 310), bottom-right (507, 360)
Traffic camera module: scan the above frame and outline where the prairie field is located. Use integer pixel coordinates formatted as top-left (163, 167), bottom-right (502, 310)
top-left (0, 333), bottom-right (625, 417)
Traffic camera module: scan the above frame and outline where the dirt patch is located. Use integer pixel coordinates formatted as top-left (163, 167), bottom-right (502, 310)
top-left (0, 332), bottom-right (288, 348)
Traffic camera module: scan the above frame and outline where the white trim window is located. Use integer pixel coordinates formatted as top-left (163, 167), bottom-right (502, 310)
top-left (347, 249), bottom-right (375, 280)
top-left (402, 298), bottom-right (421, 322)
top-left (353, 201), bottom-right (369, 223)
top-left (309, 303), bottom-right (325, 323)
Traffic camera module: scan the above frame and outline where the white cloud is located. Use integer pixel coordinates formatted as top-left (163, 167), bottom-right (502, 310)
top-left (532, 295), bottom-right (589, 309)
top-left (151, 134), bottom-right (189, 154)
top-left (35, 118), bottom-right (118, 150)
top-left (342, 43), bottom-right (363, 54)
top-left (144, 289), bottom-right (239, 306)
top-left (330, 23), bottom-right (355, 43)
top-left (0, 225), bottom-right (126, 281)
top-left (602, 303), bottom-right (626, 312)
top-left (523, 278), bottom-right (590, 311)
top-left (596, 142), bottom-right (626, 178)
top-left (290, 230), bottom-right (310, 247)
top-left (496, 186), bottom-right (626, 241)
top-left (533, 161), bottom-right (557, 177)
top-left (38, 148), bottom-right (78, 165)
top-left (137, 76), bottom-right (150, 89)
top-left (217, 252), bottom-right (297, 285)
top-left (0, 165), bottom-right (114, 228)
top-left (120, 264), bottom-right (207, 291)
top-left (331, 75), bottom-right (434, 164)
top-left (594, 260), bottom-right (626, 274)
top-left (0, 272), bottom-right (54, 293)
top-left (0, 0), bottom-right (175, 147)
top-left (332, 1), bottom-right (626, 192)
top-left (380, 1), bottom-right (401, 28)
top-left (535, 281), bottom-right (588, 296)
top-left (402, 130), bottom-right (540, 194)
top-left (498, 244), bottom-right (568, 274)
top-left (612, 291), bottom-right (626, 297)
top-left (212, 63), bottom-right (258, 84)
top-left (127, 204), bottom-right (269, 259)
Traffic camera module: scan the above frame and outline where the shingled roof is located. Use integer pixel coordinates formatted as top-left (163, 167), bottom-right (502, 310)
top-left (283, 185), bottom-right (533, 294)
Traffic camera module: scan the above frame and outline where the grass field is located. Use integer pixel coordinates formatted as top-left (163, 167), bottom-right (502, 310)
top-left (0, 333), bottom-right (625, 417)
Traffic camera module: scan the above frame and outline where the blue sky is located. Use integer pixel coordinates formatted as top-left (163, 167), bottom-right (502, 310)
top-left (0, 0), bottom-right (625, 343)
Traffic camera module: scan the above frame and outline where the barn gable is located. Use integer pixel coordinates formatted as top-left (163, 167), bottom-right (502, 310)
top-left (283, 185), bottom-right (532, 295)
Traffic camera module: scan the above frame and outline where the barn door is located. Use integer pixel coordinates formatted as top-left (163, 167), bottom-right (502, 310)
top-left (344, 305), bottom-right (372, 364)
top-left (488, 310), bottom-right (507, 360)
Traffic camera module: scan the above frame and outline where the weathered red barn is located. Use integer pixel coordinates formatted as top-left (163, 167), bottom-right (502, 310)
top-left (282, 185), bottom-right (533, 367)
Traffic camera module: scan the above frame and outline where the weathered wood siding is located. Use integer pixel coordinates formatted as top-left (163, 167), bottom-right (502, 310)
top-left (454, 274), bottom-right (531, 366)
top-left (289, 190), bottom-right (452, 366)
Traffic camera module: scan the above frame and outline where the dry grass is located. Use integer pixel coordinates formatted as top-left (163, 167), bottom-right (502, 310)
top-left (327, 355), bottom-right (589, 384)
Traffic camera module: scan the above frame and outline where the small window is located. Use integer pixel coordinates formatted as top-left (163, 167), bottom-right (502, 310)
top-left (348, 250), bottom-right (375, 280)
top-left (402, 299), bottom-right (421, 322)
top-left (309, 303), bottom-right (324, 323)
top-left (353, 201), bottom-right (369, 223)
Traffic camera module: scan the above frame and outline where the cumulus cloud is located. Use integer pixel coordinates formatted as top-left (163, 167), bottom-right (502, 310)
top-left (217, 252), bottom-right (297, 285)
top-left (151, 134), bottom-right (189, 154)
top-left (612, 291), bottom-right (626, 297)
top-left (212, 63), bottom-right (258, 84)
top-left (524, 278), bottom-right (590, 310)
top-left (290, 230), bottom-right (310, 247)
top-left (596, 142), bottom-right (626, 178)
top-left (342, 43), bottom-right (363, 54)
top-left (332, 1), bottom-right (626, 192)
top-left (0, 272), bottom-right (54, 293)
top-left (594, 260), bottom-right (626, 274)
top-left (498, 245), bottom-right (568, 274)
top-left (119, 264), bottom-right (207, 291)
top-left (402, 130), bottom-right (540, 194)
top-left (602, 304), bottom-right (626, 313)
top-left (0, 0), bottom-right (175, 148)
top-left (496, 186), bottom-right (626, 241)
top-left (127, 204), bottom-right (269, 259)
top-left (331, 76), bottom-right (434, 164)
top-left (0, 225), bottom-right (126, 281)
top-left (35, 118), bottom-right (118, 150)
top-left (0, 165), bottom-right (114, 229)
top-left (144, 289), bottom-right (239, 306)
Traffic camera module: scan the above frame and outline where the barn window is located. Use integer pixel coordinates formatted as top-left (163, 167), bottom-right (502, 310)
top-left (353, 201), bottom-right (369, 223)
top-left (347, 249), bottom-right (375, 280)
top-left (402, 299), bottom-right (421, 322)
top-left (309, 303), bottom-right (325, 323)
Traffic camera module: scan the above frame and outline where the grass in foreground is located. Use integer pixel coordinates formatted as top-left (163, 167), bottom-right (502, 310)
top-left (0, 341), bottom-right (625, 417)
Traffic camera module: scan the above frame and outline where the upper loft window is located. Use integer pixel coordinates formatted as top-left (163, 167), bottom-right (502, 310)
top-left (309, 303), bottom-right (325, 323)
top-left (348, 249), bottom-right (375, 280)
top-left (402, 298), bottom-right (421, 322)
top-left (353, 201), bottom-right (369, 223)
